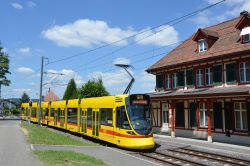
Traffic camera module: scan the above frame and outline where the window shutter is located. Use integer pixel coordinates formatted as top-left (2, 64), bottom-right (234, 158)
top-left (213, 65), bottom-right (222, 85)
top-left (226, 63), bottom-right (236, 84)
top-left (176, 102), bottom-right (185, 127)
top-left (213, 102), bottom-right (222, 129)
top-left (156, 75), bottom-right (164, 88)
top-left (247, 102), bottom-right (250, 132)
top-left (224, 102), bottom-right (233, 130)
top-left (186, 70), bottom-right (194, 87)
top-left (189, 102), bottom-right (196, 127)
top-left (177, 71), bottom-right (184, 87)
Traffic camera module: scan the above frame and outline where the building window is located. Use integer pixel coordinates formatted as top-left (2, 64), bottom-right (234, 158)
top-left (196, 69), bottom-right (204, 87)
top-left (186, 69), bottom-right (194, 88)
top-left (199, 103), bottom-right (207, 127)
top-left (240, 62), bottom-right (250, 83)
top-left (225, 63), bottom-right (236, 84)
top-left (243, 34), bottom-right (250, 43)
top-left (177, 71), bottom-right (185, 88)
top-left (156, 75), bottom-right (164, 89)
top-left (199, 103), bottom-right (213, 128)
top-left (172, 73), bottom-right (177, 89)
top-left (205, 68), bottom-right (213, 86)
top-left (165, 74), bottom-right (171, 89)
top-left (213, 65), bottom-right (222, 85)
top-left (234, 102), bottom-right (248, 130)
top-left (198, 39), bottom-right (207, 52)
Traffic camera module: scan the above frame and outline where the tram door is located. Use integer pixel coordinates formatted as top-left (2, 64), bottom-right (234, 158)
top-left (81, 109), bottom-right (87, 133)
top-left (54, 109), bottom-right (57, 126)
top-left (60, 109), bottom-right (65, 127)
top-left (92, 110), bottom-right (99, 137)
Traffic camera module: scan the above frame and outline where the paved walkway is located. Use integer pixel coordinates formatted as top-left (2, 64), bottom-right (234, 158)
top-left (0, 120), bottom-right (40, 166)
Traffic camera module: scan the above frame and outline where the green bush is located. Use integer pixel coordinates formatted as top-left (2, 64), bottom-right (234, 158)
top-left (12, 108), bottom-right (20, 115)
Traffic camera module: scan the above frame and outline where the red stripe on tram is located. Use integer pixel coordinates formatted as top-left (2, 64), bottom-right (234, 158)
top-left (99, 128), bottom-right (153, 138)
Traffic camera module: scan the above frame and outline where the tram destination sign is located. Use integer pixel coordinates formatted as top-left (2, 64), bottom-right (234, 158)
top-left (130, 94), bottom-right (150, 105)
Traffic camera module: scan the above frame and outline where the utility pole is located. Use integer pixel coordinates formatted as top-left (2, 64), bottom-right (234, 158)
top-left (38, 56), bottom-right (44, 125)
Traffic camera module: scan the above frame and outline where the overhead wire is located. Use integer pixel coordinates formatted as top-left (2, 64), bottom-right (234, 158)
top-left (7, 0), bottom-right (226, 98)
top-left (47, 0), bottom-right (226, 65)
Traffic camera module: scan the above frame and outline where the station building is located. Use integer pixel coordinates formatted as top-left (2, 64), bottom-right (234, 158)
top-left (147, 11), bottom-right (250, 145)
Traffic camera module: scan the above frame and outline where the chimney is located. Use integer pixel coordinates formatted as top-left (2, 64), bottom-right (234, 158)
top-left (240, 10), bottom-right (248, 16)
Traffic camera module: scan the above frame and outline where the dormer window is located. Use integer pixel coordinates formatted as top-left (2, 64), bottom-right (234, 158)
top-left (193, 28), bottom-right (218, 53)
top-left (240, 27), bottom-right (250, 43)
top-left (198, 39), bottom-right (207, 52)
top-left (243, 34), bottom-right (250, 43)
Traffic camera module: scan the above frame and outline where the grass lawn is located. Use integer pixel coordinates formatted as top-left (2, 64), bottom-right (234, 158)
top-left (21, 122), bottom-right (95, 146)
top-left (34, 150), bottom-right (109, 166)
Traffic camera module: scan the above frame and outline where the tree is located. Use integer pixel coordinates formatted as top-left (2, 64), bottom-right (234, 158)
top-left (0, 43), bottom-right (11, 99)
top-left (79, 78), bottom-right (109, 98)
top-left (18, 92), bottom-right (30, 108)
top-left (20, 92), bottom-right (30, 103)
top-left (63, 78), bottom-right (78, 100)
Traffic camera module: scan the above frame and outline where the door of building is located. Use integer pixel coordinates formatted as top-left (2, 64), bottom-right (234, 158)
top-left (161, 103), bottom-right (169, 132)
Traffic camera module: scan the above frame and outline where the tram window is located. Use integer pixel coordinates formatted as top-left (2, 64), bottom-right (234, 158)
top-left (26, 109), bottom-right (29, 116)
top-left (87, 108), bottom-right (92, 128)
top-left (50, 108), bottom-right (55, 117)
top-left (58, 108), bottom-right (61, 119)
top-left (100, 108), bottom-right (113, 126)
top-left (68, 108), bottom-right (77, 124)
top-left (43, 108), bottom-right (49, 118)
top-left (31, 108), bottom-right (36, 117)
top-left (116, 106), bottom-right (131, 129)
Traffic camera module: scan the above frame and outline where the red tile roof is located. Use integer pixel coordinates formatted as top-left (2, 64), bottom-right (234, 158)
top-left (146, 14), bottom-right (250, 73)
top-left (43, 89), bottom-right (60, 102)
top-left (192, 28), bottom-right (218, 41)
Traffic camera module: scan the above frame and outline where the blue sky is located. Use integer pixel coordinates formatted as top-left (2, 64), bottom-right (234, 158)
top-left (0, 0), bottom-right (249, 99)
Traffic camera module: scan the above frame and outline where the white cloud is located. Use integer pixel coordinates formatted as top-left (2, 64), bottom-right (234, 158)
top-left (134, 25), bottom-right (179, 46)
top-left (17, 47), bottom-right (31, 54)
top-left (16, 67), bottom-right (34, 74)
top-left (89, 69), bottom-right (155, 94)
top-left (46, 69), bottom-right (85, 86)
top-left (27, 1), bottom-right (36, 8)
top-left (42, 19), bottom-right (179, 48)
top-left (12, 88), bottom-right (31, 93)
top-left (42, 19), bottom-right (135, 48)
top-left (89, 69), bottom-right (131, 94)
top-left (200, 0), bottom-right (250, 26)
top-left (113, 57), bottom-right (130, 65)
top-left (133, 71), bottom-right (155, 93)
top-left (11, 2), bottom-right (23, 9)
top-left (2, 48), bottom-right (7, 53)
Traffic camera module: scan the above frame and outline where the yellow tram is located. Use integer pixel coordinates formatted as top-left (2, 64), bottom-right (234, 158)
top-left (21, 94), bottom-right (155, 149)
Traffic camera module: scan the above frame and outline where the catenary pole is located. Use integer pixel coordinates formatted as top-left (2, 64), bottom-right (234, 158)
top-left (38, 56), bottom-right (44, 125)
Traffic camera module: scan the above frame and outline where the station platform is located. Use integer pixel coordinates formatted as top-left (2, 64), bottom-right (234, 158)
top-left (154, 134), bottom-right (250, 159)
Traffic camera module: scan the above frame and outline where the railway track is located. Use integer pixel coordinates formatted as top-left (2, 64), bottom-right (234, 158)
top-left (168, 148), bottom-right (250, 166)
top-left (139, 151), bottom-right (206, 166)
top-left (139, 147), bottom-right (250, 166)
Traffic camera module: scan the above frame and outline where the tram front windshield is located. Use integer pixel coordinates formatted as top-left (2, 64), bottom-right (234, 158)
top-left (126, 95), bottom-right (152, 135)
